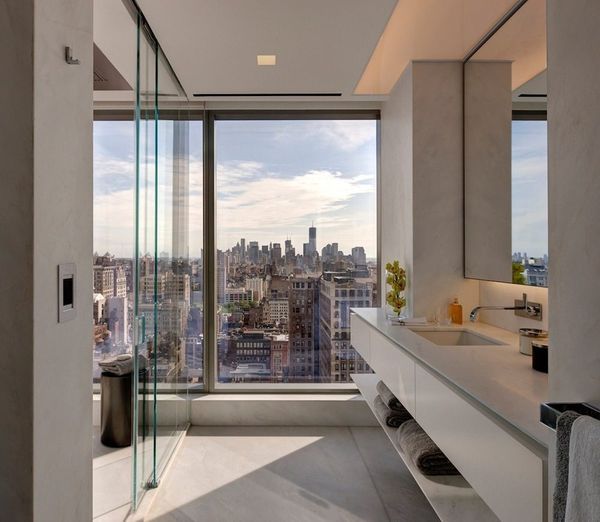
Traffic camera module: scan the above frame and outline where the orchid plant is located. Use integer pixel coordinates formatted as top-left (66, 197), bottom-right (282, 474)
top-left (385, 260), bottom-right (407, 316)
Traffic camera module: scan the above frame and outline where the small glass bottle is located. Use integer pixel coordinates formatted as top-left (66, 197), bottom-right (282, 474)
top-left (449, 298), bottom-right (463, 325)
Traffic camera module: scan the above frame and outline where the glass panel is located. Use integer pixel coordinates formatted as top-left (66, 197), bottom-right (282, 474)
top-left (133, 13), bottom-right (158, 506)
top-left (93, 3), bottom-right (196, 514)
top-left (214, 118), bottom-right (378, 385)
top-left (151, 49), bottom-right (197, 480)
top-left (511, 119), bottom-right (548, 286)
top-left (93, 119), bottom-right (135, 382)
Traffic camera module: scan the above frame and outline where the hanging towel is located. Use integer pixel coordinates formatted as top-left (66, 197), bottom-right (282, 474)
top-left (553, 411), bottom-right (581, 522)
top-left (373, 394), bottom-right (412, 428)
top-left (397, 419), bottom-right (460, 476)
top-left (376, 380), bottom-right (401, 410)
top-left (565, 416), bottom-right (600, 522)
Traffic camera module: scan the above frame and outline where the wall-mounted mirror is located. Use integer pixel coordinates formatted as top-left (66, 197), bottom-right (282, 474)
top-left (464, 0), bottom-right (548, 286)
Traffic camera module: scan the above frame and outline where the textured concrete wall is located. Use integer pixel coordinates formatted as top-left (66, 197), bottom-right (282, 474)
top-left (0, 0), bottom-right (93, 519)
top-left (381, 61), bottom-right (478, 321)
top-left (547, 0), bottom-right (600, 402)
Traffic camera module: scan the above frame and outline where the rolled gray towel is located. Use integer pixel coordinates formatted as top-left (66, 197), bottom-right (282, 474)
top-left (376, 380), bottom-right (400, 410)
top-left (553, 411), bottom-right (581, 522)
top-left (397, 419), bottom-right (460, 476)
top-left (374, 394), bottom-right (412, 428)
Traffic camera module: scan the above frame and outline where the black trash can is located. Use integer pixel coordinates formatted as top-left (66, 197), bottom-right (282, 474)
top-left (100, 372), bottom-right (132, 447)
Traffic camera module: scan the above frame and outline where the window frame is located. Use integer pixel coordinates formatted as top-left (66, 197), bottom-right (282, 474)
top-left (205, 109), bottom-right (381, 393)
top-left (93, 108), bottom-right (381, 394)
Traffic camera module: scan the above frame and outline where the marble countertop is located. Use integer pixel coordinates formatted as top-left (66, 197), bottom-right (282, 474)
top-left (352, 308), bottom-right (551, 449)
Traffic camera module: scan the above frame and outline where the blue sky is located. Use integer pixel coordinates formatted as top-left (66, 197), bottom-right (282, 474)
top-left (93, 119), bottom-right (377, 258)
top-left (512, 120), bottom-right (548, 258)
top-left (94, 118), bottom-right (547, 261)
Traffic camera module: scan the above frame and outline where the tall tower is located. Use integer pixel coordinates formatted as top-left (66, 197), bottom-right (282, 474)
top-left (172, 120), bottom-right (190, 261)
top-left (308, 226), bottom-right (316, 255)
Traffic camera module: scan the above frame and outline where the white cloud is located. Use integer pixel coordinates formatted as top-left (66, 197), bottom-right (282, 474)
top-left (274, 120), bottom-right (376, 152)
top-left (216, 162), bottom-right (376, 254)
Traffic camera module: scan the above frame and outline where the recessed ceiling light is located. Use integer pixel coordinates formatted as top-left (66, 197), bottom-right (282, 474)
top-left (257, 55), bottom-right (277, 66)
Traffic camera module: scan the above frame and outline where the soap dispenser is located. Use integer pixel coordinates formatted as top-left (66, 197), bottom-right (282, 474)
top-left (449, 297), bottom-right (463, 325)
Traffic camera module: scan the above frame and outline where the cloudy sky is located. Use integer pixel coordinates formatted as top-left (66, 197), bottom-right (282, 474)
top-left (512, 120), bottom-right (548, 258)
top-left (93, 119), bottom-right (377, 259)
top-left (93, 117), bottom-right (547, 261)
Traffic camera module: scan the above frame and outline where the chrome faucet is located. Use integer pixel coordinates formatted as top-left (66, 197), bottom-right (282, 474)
top-left (469, 292), bottom-right (542, 322)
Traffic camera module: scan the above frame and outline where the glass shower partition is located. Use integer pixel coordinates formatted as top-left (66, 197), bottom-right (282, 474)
top-left (132, 9), bottom-right (158, 508)
top-left (131, 11), bottom-right (190, 510)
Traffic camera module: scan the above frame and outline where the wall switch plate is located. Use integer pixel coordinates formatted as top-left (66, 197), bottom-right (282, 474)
top-left (58, 263), bottom-right (76, 323)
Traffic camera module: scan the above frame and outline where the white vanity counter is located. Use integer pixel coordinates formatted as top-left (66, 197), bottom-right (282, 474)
top-left (352, 307), bottom-right (550, 448)
top-left (352, 307), bottom-right (551, 521)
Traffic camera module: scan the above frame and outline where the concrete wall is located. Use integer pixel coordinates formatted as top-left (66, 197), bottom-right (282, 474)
top-left (0, 0), bottom-right (93, 520)
top-left (381, 61), bottom-right (478, 321)
top-left (464, 62), bottom-right (512, 283)
top-left (479, 281), bottom-right (549, 332)
top-left (380, 64), bottom-right (414, 309)
top-left (0, 1), bottom-right (35, 518)
top-left (547, 0), bottom-right (600, 402)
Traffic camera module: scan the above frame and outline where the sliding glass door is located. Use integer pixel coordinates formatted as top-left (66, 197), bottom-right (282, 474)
top-left (131, 11), bottom-right (192, 510)
top-left (94, 42), bottom-right (198, 512)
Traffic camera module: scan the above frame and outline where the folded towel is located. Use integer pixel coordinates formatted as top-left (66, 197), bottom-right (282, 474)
top-left (376, 380), bottom-right (401, 410)
top-left (374, 394), bottom-right (412, 428)
top-left (397, 419), bottom-right (460, 476)
top-left (553, 411), bottom-right (581, 522)
top-left (99, 354), bottom-right (147, 376)
top-left (565, 416), bottom-right (600, 522)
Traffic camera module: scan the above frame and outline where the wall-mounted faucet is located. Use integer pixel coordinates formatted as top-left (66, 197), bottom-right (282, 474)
top-left (469, 292), bottom-right (543, 322)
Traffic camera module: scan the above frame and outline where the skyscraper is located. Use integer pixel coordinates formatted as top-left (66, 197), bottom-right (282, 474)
top-left (308, 226), bottom-right (317, 255)
top-left (288, 276), bottom-right (319, 381)
top-left (171, 120), bottom-right (190, 260)
top-left (272, 243), bottom-right (282, 262)
top-left (318, 272), bottom-right (373, 382)
top-left (240, 238), bottom-right (246, 260)
top-left (351, 246), bottom-right (366, 266)
top-left (248, 241), bottom-right (259, 264)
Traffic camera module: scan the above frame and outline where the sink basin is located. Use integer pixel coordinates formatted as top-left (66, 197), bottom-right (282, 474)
top-left (409, 329), bottom-right (502, 346)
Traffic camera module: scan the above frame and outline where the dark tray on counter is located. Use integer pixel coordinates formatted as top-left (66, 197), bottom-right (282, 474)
top-left (540, 402), bottom-right (600, 430)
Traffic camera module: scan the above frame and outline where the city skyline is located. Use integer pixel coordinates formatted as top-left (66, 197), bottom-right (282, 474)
top-left (95, 118), bottom-right (547, 260)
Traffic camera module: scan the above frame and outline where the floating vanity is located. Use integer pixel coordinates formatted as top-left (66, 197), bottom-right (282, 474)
top-left (351, 307), bottom-right (550, 522)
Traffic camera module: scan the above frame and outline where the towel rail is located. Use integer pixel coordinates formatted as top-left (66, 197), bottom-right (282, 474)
top-left (540, 402), bottom-right (600, 430)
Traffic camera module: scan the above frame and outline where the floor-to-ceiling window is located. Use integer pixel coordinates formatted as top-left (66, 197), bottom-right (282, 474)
top-left (213, 113), bottom-right (379, 386)
top-left (93, 115), bottom-right (204, 388)
top-left (511, 116), bottom-right (548, 286)
top-left (93, 117), bottom-right (136, 382)
top-left (94, 110), bottom-right (379, 391)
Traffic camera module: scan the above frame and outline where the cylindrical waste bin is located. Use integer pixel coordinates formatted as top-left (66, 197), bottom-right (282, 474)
top-left (100, 372), bottom-right (132, 447)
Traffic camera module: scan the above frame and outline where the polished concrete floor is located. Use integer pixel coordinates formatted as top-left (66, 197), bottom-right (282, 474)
top-left (93, 427), bottom-right (182, 521)
top-left (145, 426), bottom-right (438, 522)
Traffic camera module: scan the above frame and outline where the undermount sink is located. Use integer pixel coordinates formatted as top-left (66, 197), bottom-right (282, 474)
top-left (409, 328), bottom-right (502, 346)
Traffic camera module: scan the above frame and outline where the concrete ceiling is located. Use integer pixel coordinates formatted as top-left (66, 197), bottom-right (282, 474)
top-left (137, 0), bottom-right (398, 101)
top-left (356, 0), bottom-right (520, 94)
top-left (471, 0), bottom-right (546, 91)
top-left (94, 0), bottom-right (546, 103)
top-left (93, 0), bottom-right (185, 104)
